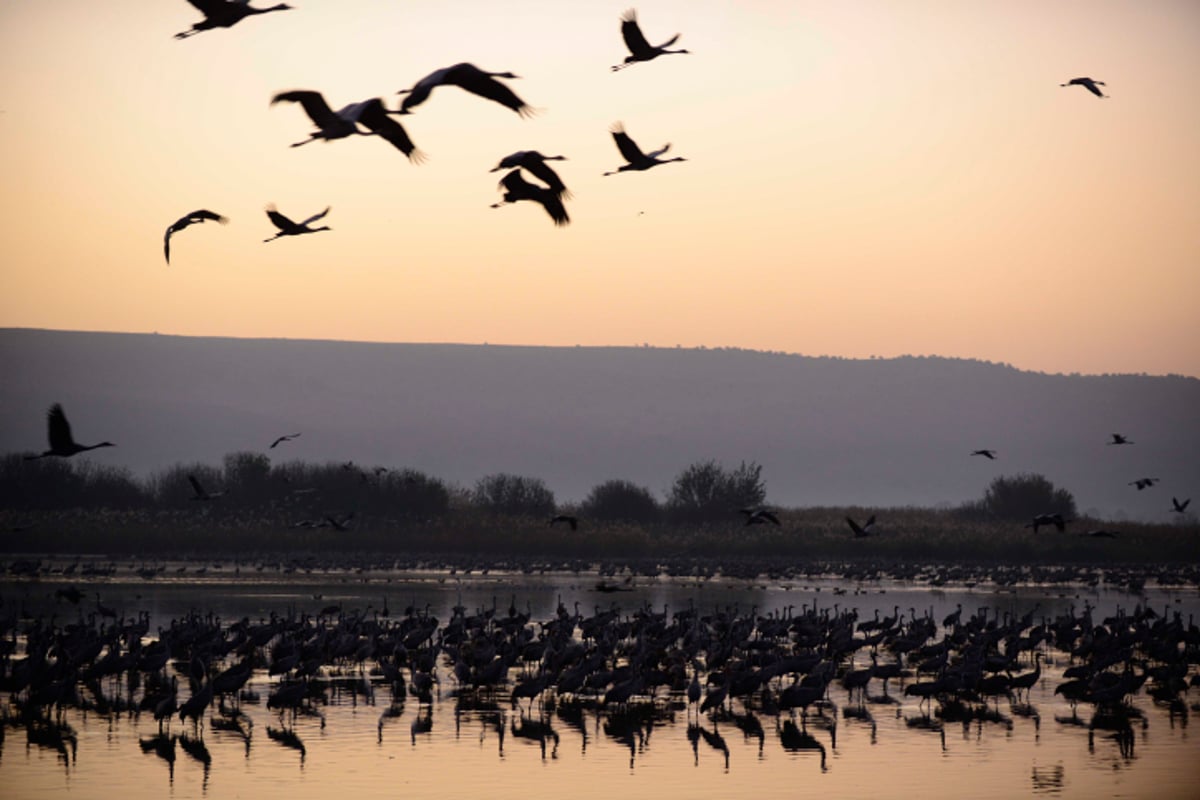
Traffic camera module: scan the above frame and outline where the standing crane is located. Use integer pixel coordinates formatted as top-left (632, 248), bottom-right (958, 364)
top-left (271, 91), bottom-right (423, 161)
top-left (175, 1), bottom-right (293, 40)
top-left (398, 63), bottom-right (533, 117)
top-left (603, 123), bottom-right (687, 175)
top-left (164, 210), bottom-right (227, 265)
top-left (612, 9), bottom-right (689, 71)
top-left (263, 205), bottom-right (332, 242)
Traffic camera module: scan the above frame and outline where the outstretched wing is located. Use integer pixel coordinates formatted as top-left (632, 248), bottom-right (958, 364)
top-left (620, 10), bottom-right (653, 57)
top-left (187, 209), bottom-right (227, 224)
top-left (611, 124), bottom-right (646, 163)
top-left (188, 474), bottom-right (205, 497)
top-left (266, 206), bottom-right (296, 232)
top-left (524, 159), bottom-right (569, 198)
top-left (46, 404), bottom-right (74, 451)
top-left (271, 90), bottom-right (340, 128)
top-left (355, 99), bottom-right (423, 161)
top-left (446, 65), bottom-right (532, 116)
top-left (300, 207), bottom-right (331, 227)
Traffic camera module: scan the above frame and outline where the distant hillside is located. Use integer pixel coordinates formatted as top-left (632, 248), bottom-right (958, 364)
top-left (1, 329), bottom-right (1197, 521)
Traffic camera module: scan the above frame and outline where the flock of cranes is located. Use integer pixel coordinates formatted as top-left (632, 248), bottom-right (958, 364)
top-left (162, 6), bottom-right (697, 262)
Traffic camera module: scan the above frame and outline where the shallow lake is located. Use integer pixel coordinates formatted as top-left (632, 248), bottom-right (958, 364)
top-left (1, 561), bottom-right (1198, 799)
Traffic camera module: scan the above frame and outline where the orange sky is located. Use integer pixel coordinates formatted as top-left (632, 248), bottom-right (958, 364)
top-left (1, 1), bottom-right (1198, 376)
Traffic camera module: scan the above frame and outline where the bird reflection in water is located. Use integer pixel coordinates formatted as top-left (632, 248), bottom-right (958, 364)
top-left (266, 726), bottom-right (306, 764)
top-left (778, 719), bottom-right (828, 772)
top-left (511, 712), bottom-right (559, 759)
top-left (410, 705), bottom-right (433, 745)
top-left (139, 732), bottom-right (175, 782)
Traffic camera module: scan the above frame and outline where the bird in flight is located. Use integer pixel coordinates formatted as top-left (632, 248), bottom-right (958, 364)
top-left (1129, 478), bottom-right (1160, 491)
top-left (604, 123), bottom-right (687, 175)
top-left (1025, 513), bottom-right (1067, 533)
top-left (1171, 497), bottom-right (1191, 513)
top-left (1060, 77), bottom-right (1107, 98)
top-left (398, 63), bottom-right (533, 117)
top-left (271, 91), bottom-right (423, 162)
top-left (175, 1), bottom-right (293, 40)
top-left (188, 474), bottom-right (226, 501)
top-left (549, 514), bottom-right (578, 531)
top-left (612, 9), bottom-right (690, 71)
top-left (740, 508), bottom-right (781, 526)
top-left (846, 514), bottom-right (875, 537)
top-left (164, 210), bottom-right (227, 265)
top-left (1107, 433), bottom-right (1133, 445)
top-left (25, 404), bottom-right (114, 460)
top-left (263, 205), bottom-right (332, 242)
top-left (970, 449), bottom-right (997, 460)
top-left (270, 433), bottom-right (301, 449)
top-left (490, 151), bottom-right (570, 199)
top-left (322, 512), bottom-right (355, 531)
top-left (491, 169), bottom-right (570, 226)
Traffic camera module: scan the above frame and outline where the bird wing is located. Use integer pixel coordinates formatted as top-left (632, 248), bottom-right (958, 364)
top-left (46, 404), bottom-right (75, 451)
top-left (645, 143), bottom-right (672, 159)
top-left (619, 10), bottom-right (653, 56)
top-left (188, 209), bottom-right (228, 224)
top-left (492, 151), bottom-right (527, 171)
top-left (300, 207), bottom-right (331, 227)
top-left (271, 90), bottom-right (339, 128)
top-left (186, 0), bottom-right (229, 15)
top-left (164, 228), bottom-right (174, 264)
top-left (355, 99), bottom-right (423, 160)
top-left (266, 207), bottom-right (296, 232)
top-left (611, 126), bottom-right (647, 162)
top-left (524, 159), bottom-right (569, 196)
top-left (188, 475), bottom-right (205, 497)
top-left (845, 517), bottom-right (864, 535)
top-left (446, 66), bottom-right (531, 116)
top-left (1082, 80), bottom-right (1104, 97)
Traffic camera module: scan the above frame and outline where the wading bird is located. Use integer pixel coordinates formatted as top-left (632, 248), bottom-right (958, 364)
top-left (1171, 497), bottom-right (1191, 513)
top-left (1026, 513), bottom-right (1067, 533)
top-left (1129, 478), bottom-right (1160, 491)
top-left (1107, 433), bottom-right (1133, 445)
top-left (612, 9), bottom-right (689, 71)
top-left (175, 1), bottom-right (292, 40)
top-left (603, 123), bottom-right (687, 175)
top-left (263, 205), bottom-right (332, 242)
top-left (271, 91), bottom-right (423, 161)
top-left (489, 151), bottom-right (570, 198)
top-left (846, 514), bottom-right (875, 537)
top-left (490, 170), bottom-right (570, 226)
top-left (25, 404), bottom-right (114, 459)
top-left (188, 475), bottom-right (226, 501)
top-left (164, 210), bottom-right (227, 265)
top-left (398, 63), bottom-right (532, 117)
top-left (270, 433), bottom-right (301, 449)
top-left (1060, 77), bottom-right (1107, 98)
top-left (970, 449), bottom-right (997, 460)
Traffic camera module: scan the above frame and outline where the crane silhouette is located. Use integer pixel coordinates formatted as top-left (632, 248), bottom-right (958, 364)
top-left (490, 151), bottom-right (570, 198)
top-left (174, 1), bottom-right (292, 40)
top-left (845, 514), bottom-right (876, 537)
top-left (398, 63), bottom-right (532, 117)
top-left (164, 210), bottom-right (227, 265)
top-left (188, 475), bottom-right (226, 501)
top-left (25, 404), bottom-right (114, 459)
top-left (1026, 513), bottom-right (1067, 533)
top-left (1107, 433), bottom-right (1133, 445)
top-left (490, 170), bottom-right (570, 226)
top-left (612, 9), bottom-right (690, 71)
top-left (1171, 497), bottom-right (1191, 513)
top-left (603, 123), bottom-right (687, 175)
top-left (269, 432), bottom-right (301, 449)
top-left (1060, 77), bottom-right (1107, 98)
top-left (263, 205), bottom-right (332, 242)
top-left (970, 449), bottom-right (997, 460)
top-left (1129, 477), bottom-right (1160, 491)
top-left (271, 91), bottom-right (423, 161)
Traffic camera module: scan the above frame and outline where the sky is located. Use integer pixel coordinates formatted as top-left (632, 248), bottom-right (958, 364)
top-left (1, 1), bottom-right (1198, 377)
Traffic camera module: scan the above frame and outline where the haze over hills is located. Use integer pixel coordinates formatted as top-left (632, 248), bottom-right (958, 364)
top-left (1, 328), bottom-right (1196, 522)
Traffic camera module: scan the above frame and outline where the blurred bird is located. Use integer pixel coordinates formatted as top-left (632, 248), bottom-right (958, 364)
top-left (740, 508), bottom-right (781, 526)
top-left (603, 123), bottom-right (687, 175)
top-left (846, 514), bottom-right (876, 537)
top-left (612, 9), bottom-right (690, 71)
top-left (1171, 497), bottom-right (1191, 513)
top-left (25, 404), bottom-right (114, 460)
top-left (1060, 77), bottom-right (1107, 98)
top-left (1129, 478), bottom-right (1160, 491)
top-left (175, 0), bottom-right (293, 40)
top-left (271, 91), bottom-right (423, 161)
top-left (1107, 433), bottom-right (1133, 445)
top-left (164, 210), bottom-right (227, 264)
top-left (263, 205), bottom-right (332, 242)
top-left (398, 63), bottom-right (532, 117)
top-left (970, 449), bottom-right (997, 460)
top-left (188, 474), bottom-right (226, 501)
top-left (549, 514), bottom-right (578, 531)
top-left (270, 433), bottom-right (301, 449)
top-left (1026, 513), bottom-right (1067, 533)
top-left (490, 170), bottom-right (570, 226)
top-left (489, 151), bottom-right (570, 198)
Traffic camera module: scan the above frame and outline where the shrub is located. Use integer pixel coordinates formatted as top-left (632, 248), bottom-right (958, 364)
top-left (580, 479), bottom-right (660, 523)
top-left (471, 473), bottom-right (556, 517)
top-left (976, 473), bottom-right (1077, 521)
top-left (666, 460), bottom-right (767, 523)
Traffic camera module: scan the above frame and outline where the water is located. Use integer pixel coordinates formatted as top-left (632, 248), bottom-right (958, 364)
top-left (2, 561), bottom-right (1198, 799)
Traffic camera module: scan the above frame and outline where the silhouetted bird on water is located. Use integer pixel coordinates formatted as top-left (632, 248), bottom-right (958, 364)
top-left (971, 449), bottom-right (997, 460)
top-left (490, 151), bottom-right (570, 198)
top-left (271, 91), bottom-right (423, 161)
top-left (1129, 478), bottom-right (1159, 491)
top-left (549, 514), bottom-right (578, 531)
top-left (25, 404), bottom-right (114, 460)
top-left (263, 205), bottom-right (332, 242)
top-left (1060, 77), bottom-right (1107, 98)
top-left (846, 514), bottom-right (875, 537)
top-left (164, 210), bottom-right (227, 264)
top-left (1107, 433), bottom-right (1133, 445)
top-left (1171, 497), bottom-right (1191, 513)
top-left (604, 123), bottom-right (687, 175)
top-left (1026, 513), bottom-right (1067, 533)
top-left (491, 170), bottom-right (570, 226)
top-left (188, 475), bottom-right (226, 501)
top-left (270, 433), bottom-right (301, 449)
top-left (612, 9), bottom-right (690, 71)
top-left (175, 1), bottom-right (292, 40)
top-left (398, 63), bottom-right (533, 117)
